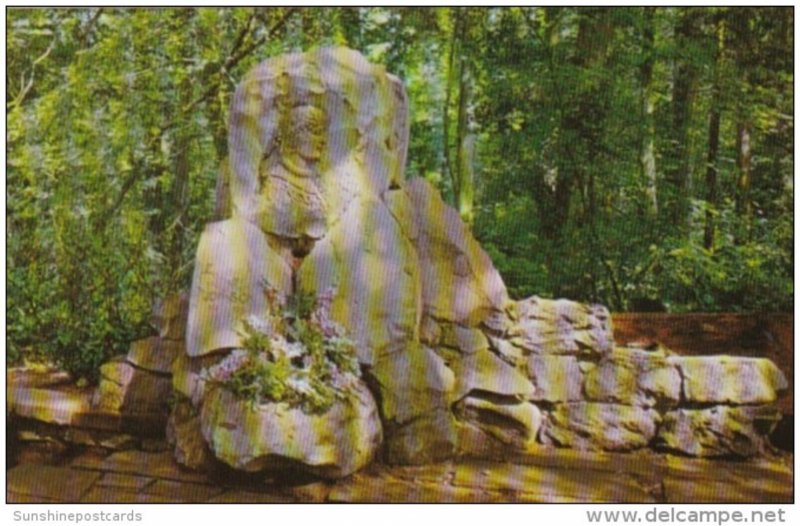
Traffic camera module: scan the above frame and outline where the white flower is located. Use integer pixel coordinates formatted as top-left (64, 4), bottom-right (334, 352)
top-left (270, 336), bottom-right (306, 359)
top-left (246, 314), bottom-right (272, 335)
top-left (287, 375), bottom-right (314, 396)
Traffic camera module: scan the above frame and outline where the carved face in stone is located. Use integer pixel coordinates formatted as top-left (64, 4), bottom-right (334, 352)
top-left (228, 47), bottom-right (409, 241)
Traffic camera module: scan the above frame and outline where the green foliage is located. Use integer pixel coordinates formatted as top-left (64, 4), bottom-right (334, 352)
top-left (6, 7), bottom-right (793, 379)
top-left (206, 289), bottom-right (361, 413)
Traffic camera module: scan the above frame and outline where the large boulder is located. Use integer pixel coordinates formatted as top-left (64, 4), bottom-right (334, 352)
top-left (296, 197), bottom-right (421, 365)
top-left (227, 47), bottom-right (409, 238)
top-left (186, 218), bottom-right (292, 357)
top-left (200, 382), bottom-right (382, 479)
top-left (406, 178), bottom-right (510, 326)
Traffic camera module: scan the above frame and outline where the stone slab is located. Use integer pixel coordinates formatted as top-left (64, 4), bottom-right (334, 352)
top-left (663, 476), bottom-right (792, 503)
top-left (669, 356), bottom-right (788, 405)
top-left (141, 480), bottom-right (224, 503)
top-left (127, 337), bottom-right (183, 374)
top-left (527, 355), bottom-right (584, 402)
top-left (540, 403), bottom-right (660, 451)
top-left (98, 450), bottom-right (209, 484)
top-left (9, 385), bottom-right (92, 426)
top-left (7, 464), bottom-right (101, 502)
top-left (95, 473), bottom-right (153, 491)
top-left (80, 486), bottom-right (178, 503)
top-left (207, 490), bottom-right (297, 503)
top-left (452, 461), bottom-right (657, 503)
top-left (328, 475), bottom-right (512, 503)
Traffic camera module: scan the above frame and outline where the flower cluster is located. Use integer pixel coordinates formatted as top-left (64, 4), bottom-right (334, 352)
top-left (202, 287), bottom-right (361, 413)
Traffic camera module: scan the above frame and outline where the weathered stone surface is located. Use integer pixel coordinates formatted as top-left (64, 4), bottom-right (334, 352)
top-left (171, 352), bottom-right (224, 408)
top-left (452, 349), bottom-right (536, 400)
top-left (200, 382), bottom-right (382, 478)
top-left (384, 409), bottom-right (457, 465)
top-left (63, 428), bottom-right (138, 450)
top-left (297, 197), bottom-right (421, 365)
top-left (407, 177), bottom-right (509, 326)
top-left (452, 461), bottom-right (658, 503)
top-left (454, 396), bottom-right (541, 450)
top-left (228, 47), bottom-right (409, 237)
top-left (669, 356), bottom-right (788, 404)
top-left (657, 406), bottom-right (781, 457)
top-left (370, 344), bottom-right (454, 425)
top-left (419, 314), bottom-right (443, 346)
top-left (527, 355), bottom-right (584, 402)
top-left (127, 337), bottom-right (183, 374)
top-left (207, 490), bottom-right (297, 504)
top-left (584, 347), bottom-right (681, 407)
top-left (510, 297), bottom-right (612, 356)
top-left (487, 334), bottom-right (525, 365)
top-left (141, 480), bottom-right (223, 503)
top-left (167, 399), bottom-right (214, 471)
top-left (540, 403), bottom-right (660, 451)
top-left (93, 360), bottom-right (172, 415)
top-left (7, 464), bottom-right (101, 502)
top-left (440, 324), bottom-right (490, 354)
top-left (186, 217), bottom-right (293, 357)
top-left (9, 385), bottom-right (91, 426)
top-left (151, 291), bottom-right (189, 341)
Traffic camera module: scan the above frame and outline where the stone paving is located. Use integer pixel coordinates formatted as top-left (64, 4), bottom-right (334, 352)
top-left (7, 446), bottom-right (793, 504)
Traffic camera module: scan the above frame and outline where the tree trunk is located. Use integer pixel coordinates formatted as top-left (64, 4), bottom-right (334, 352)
top-left (169, 75), bottom-right (192, 279)
top-left (703, 107), bottom-right (721, 250)
top-left (455, 50), bottom-right (474, 225)
top-left (703, 16), bottom-right (723, 250)
top-left (442, 11), bottom-right (459, 199)
top-left (666, 8), bottom-right (700, 228)
top-left (639, 7), bottom-right (658, 217)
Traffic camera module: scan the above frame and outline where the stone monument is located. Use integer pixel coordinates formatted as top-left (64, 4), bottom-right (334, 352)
top-left (164, 47), bottom-right (787, 478)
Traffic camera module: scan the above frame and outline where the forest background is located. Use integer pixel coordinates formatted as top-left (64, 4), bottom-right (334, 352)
top-left (6, 7), bottom-right (794, 379)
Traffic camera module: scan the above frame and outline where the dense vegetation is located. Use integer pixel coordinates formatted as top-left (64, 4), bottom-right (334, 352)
top-left (6, 7), bottom-right (793, 379)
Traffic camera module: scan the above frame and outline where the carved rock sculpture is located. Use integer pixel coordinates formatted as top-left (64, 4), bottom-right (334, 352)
top-left (163, 47), bottom-right (788, 477)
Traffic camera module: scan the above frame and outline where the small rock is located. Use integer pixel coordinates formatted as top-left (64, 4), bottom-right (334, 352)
top-left (127, 337), bottom-right (183, 374)
top-left (487, 335), bottom-right (525, 365)
top-left (151, 291), bottom-right (189, 341)
top-left (527, 355), bottom-right (584, 403)
top-left (455, 395), bottom-right (541, 450)
top-left (9, 385), bottom-right (91, 426)
top-left (510, 297), bottom-right (613, 357)
top-left (584, 347), bottom-right (681, 407)
top-left (452, 349), bottom-right (536, 400)
top-left (657, 406), bottom-right (781, 457)
top-left (167, 399), bottom-right (214, 471)
top-left (440, 324), bottom-right (490, 354)
top-left (669, 356), bottom-right (788, 404)
top-left (385, 409), bottom-right (457, 465)
top-left (93, 360), bottom-right (172, 415)
top-left (540, 402), bottom-right (660, 451)
top-left (371, 344), bottom-right (455, 424)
